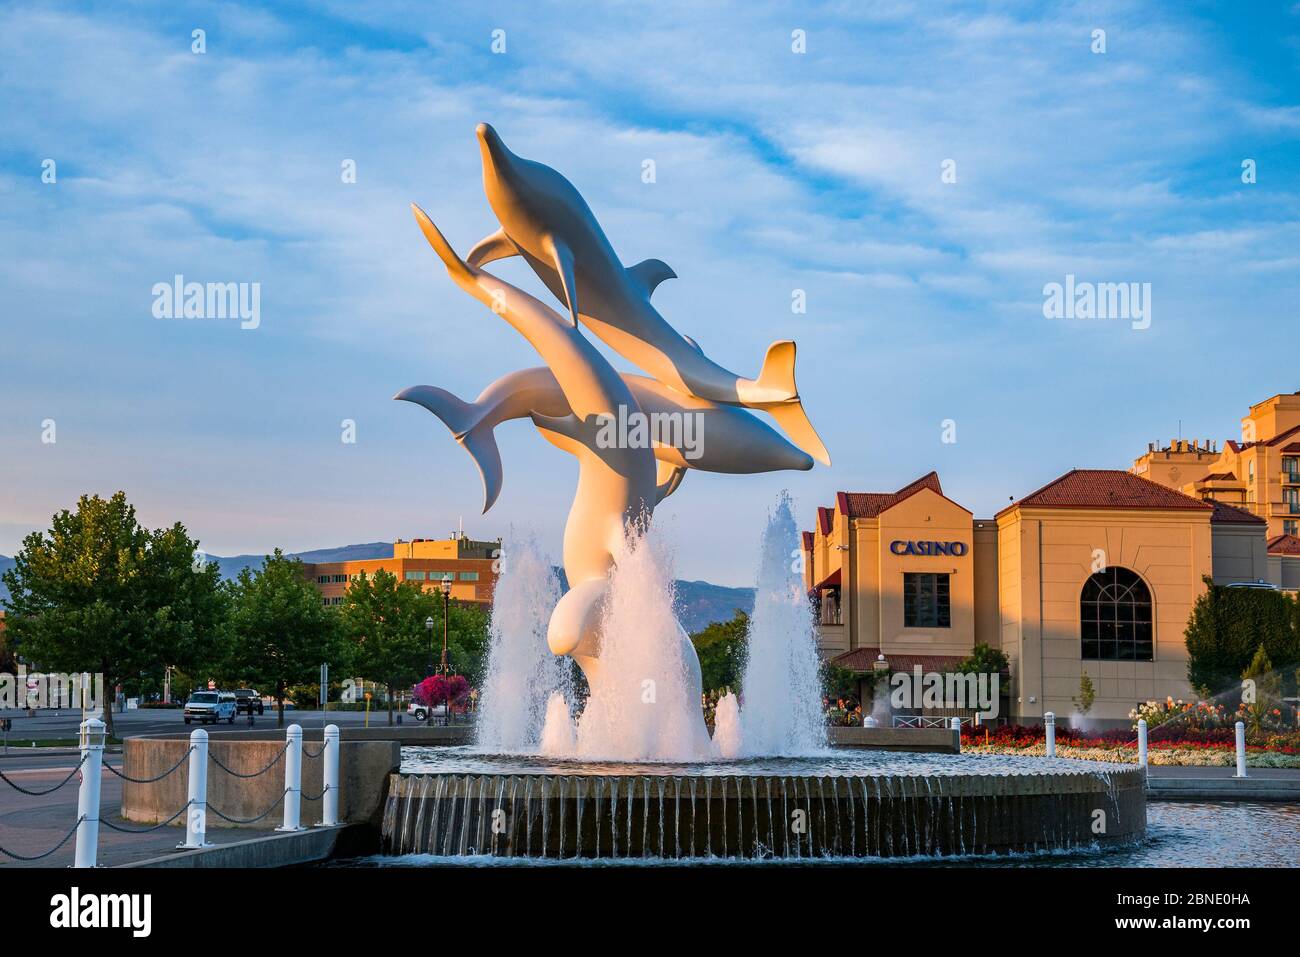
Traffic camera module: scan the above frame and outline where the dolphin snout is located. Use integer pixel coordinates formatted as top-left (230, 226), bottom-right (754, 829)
top-left (476, 122), bottom-right (509, 168)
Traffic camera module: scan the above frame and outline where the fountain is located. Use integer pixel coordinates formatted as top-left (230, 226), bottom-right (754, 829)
top-left (388, 123), bottom-right (1147, 860)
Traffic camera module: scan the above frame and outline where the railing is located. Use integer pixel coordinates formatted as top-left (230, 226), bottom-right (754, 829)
top-left (894, 715), bottom-right (967, 729)
top-left (0, 718), bottom-right (341, 867)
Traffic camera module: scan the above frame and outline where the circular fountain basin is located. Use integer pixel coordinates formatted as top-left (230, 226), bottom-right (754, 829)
top-left (382, 747), bottom-right (1146, 860)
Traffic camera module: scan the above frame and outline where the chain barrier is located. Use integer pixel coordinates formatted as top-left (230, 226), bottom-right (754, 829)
top-left (104, 746), bottom-right (194, 783)
top-left (0, 815), bottom-right (85, 861)
top-left (0, 754), bottom-right (89, 796)
top-left (208, 741), bottom-right (289, 778)
top-left (98, 802), bottom-right (196, 834)
top-left (302, 742), bottom-right (328, 759)
top-left (207, 789), bottom-right (291, 825)
top-left (301, 783), bottom-right (331, 801)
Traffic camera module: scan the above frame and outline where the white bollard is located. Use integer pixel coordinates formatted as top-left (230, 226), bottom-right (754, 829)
top-left (864, 715), bottom-right (876, 728)
top-left (179, 727), bottom-right (210, 849)
top-left (320, 724), bottom-right (340, 827)
top-left (74, 718), bottom-right (105, 868)
top-left (951, 716), bottom-right (962, 753)
top-left (278, 723), bottom-right (305, 831)
top-left (1044, 711), bottom-right (1056, 758)
top-left (1234, 720), bottom-right (1248, 778)
top-left (1137, 718), bottom-right (1148, 769)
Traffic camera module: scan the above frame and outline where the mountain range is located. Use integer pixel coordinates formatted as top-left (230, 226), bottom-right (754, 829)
top-left (0, 545), bottom-right (753, 633)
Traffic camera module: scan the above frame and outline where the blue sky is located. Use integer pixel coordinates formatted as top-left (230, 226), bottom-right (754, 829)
top-left (1, 1), bottom-right (1297, 585)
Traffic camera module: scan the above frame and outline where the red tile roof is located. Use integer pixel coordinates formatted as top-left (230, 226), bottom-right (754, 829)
top-left (1267, 534), bottom-right (1300, 556)
top-left (832, 647), bottom-right (969, 673)
top-left (997, 469), bottom-right (1213, 517)
top-left (1199, 472), bottom-right (1238, 482)
top-left (1282, 442), bottom-right (1300, 454)
top-left (1210, 500), bottom-right (1266, 525)
top-left (801, 531), bottom-right (814, 551)
top-left (817, 506), bottom-right (834, 535)
top-left (836, 472), bottom-right (960, 519)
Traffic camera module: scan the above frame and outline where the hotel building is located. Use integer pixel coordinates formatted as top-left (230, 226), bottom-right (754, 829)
top-left (805, 398), bottom-right (1300, 725)
top-left (1133, 390), bottom-right (1300, 589)
top-left (302, 535), bottom-right (500, 607)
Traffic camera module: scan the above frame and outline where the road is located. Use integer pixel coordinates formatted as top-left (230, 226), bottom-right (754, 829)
top-left (0, 705), bottom-right (414, 746)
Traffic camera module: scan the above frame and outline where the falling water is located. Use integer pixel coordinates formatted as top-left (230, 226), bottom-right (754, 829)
top-left (475, 535), bottom-right (570, 753)
top-left (738, 491), bottom-right (827, 756)
top-left (571, 523), bottom-right (713, 761)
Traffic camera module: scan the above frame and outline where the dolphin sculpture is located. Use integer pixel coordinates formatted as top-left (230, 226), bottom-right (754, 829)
top-left (465, 122), bottom-right (832, 468)
top-left (395, 367), bottom-right (815, 514)
top-left (408, 204), bottom-right (710, 754)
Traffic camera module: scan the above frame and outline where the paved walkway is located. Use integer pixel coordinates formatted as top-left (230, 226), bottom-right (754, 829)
top-left (0, 755), bottom-right (278, 868)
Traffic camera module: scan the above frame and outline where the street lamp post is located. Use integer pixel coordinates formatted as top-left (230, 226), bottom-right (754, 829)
top-left (439, 576), bottom-right (452, 726)
top-left (424, 616), bottom-right (435, 726)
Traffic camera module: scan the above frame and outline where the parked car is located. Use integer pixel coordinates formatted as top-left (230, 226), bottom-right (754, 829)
top-left (184, 691), bottom-right (237, 724)
top-left (407, 701), bottom-right (447, 722)
top-left (233, 689), bottom-right (265, 715)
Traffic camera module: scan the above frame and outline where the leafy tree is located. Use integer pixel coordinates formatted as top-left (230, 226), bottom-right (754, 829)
top-left (690, 611), bottom-right (748, 692)
top-left (957, 642), bottom-right (1009, 675)
top-left (227, 550), bottom-right (344, 726)
top-left (0, 492), bottom-right (227, 737)
top-left (1241, 644), bottom-right (1283, 733)
top-left (339, 570), bottom-right (439, 725)
top-left (1185, 578), bottom-right (1299, 698)
top-left (1072, 670), bottom-right (1096, 716)
top-left (445, 599), bottom-right (490, 688)
top-left (823, 663), bottom-right (859, 701)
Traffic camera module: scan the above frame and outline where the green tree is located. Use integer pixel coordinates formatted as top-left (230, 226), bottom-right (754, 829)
top-left (1185, 578), bottom-right (1299, 698)
top-left (0, 492), bottom-right (228, 737)
top-left (227, 550), bottom-right (343, 726)
top-left (956, 642), bottom-right (1010, 675)
top-left (340, 570), bottom-right (438, 725)
top-left (690, 611), bottom-right (748, 693)
top-left (1072, 670), bottom-right (1096, 716)
top-left (1241, 644), bottom-right (1282, 733)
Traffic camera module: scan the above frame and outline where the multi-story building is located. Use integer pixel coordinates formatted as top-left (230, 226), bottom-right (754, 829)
top-left (804, 467), bottom-right (1289, 725)
top-left (303, 535), bottom-right (500, 607)
top-left (1133, 390), bottom-right (1300, 587)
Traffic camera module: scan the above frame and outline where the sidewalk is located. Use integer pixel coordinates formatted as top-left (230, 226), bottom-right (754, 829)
top-left (0, 760), bottom-right (278, 868)
top-left (1146, 764), bottom-right (1300, 801)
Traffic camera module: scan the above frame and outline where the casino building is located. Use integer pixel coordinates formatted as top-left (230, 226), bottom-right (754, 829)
top-left (804, 449), bottom-right (1299, 725)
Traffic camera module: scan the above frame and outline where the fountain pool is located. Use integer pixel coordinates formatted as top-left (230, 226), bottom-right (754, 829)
top-left (380, 747), bottom-right (1145, 860)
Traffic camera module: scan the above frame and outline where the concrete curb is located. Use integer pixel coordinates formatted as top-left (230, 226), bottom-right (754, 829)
top-left (1147, 777), bottom-right (1300, 802)
top-left (117, 824), bottom-right (371, 868)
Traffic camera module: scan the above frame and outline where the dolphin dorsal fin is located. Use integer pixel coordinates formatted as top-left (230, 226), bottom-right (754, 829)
top-left (466, 229), bottom-right (520, 268)
top-left (681, 334), bottom-right (704, 355)
top-left (627, 258), bottom-right (677, 299)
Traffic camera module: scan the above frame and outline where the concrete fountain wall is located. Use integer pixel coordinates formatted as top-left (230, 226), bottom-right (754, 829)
top-left (382, 765), bottom-right (1146, 860)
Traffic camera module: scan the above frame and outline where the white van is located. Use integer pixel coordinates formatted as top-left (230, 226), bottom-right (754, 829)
top-left (184, 691), bottom-right (238, 724)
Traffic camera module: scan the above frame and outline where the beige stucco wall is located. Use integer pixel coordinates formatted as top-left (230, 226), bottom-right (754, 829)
top-left (997, 507), bottom-right (1212, 722)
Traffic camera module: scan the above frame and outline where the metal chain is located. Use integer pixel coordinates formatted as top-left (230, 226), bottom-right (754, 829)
top-left (99, 802), bottom-right (195, 833)
top-left (207, 741), bottom-right (289, 778)
top-left (301, 783), bottom-right (330, 801)
top-left (207, 789), bottom-right (290, 825)
top-left (104, 746), bottom-right (194, 783)
top-left (0, 815), bottom-right (85, 861)
top-left (0, 754), bottom-right (88, 796)
top-left (301, 742), bottom-right (328, 759)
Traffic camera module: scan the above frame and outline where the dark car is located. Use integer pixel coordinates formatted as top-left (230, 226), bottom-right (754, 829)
top-left (233, 689), bottom-right (265, 715)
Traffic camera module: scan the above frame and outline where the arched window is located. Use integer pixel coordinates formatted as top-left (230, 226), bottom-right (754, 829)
top-left (1080, 567), bottom-right (1153, 661)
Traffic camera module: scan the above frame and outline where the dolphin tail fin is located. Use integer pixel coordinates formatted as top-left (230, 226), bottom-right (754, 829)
top-left (542, 233), bottom-right (580, 328)
top-left (467, 228), bottom-right (520, 268)
top-left (394, 385), bottom-right (504, 512)
top-left (754, 341), bottom-right (832, 467)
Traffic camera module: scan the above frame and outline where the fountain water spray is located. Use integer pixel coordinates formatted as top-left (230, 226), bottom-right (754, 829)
top-left (738, 491), bottom-right (827, 756)
top-left (572, 523), bottom-right (713, 761)
top-left (475, 536), bottom-right (570, 753)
